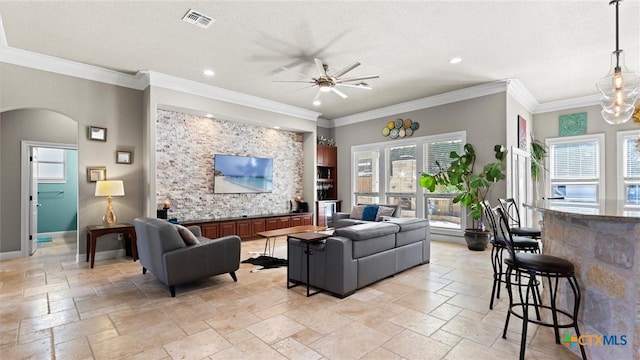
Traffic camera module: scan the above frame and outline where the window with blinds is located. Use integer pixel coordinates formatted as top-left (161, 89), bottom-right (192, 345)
top-left (354, 149), bottom-right (380, 205)
top-left (547, 134), bottom-right (603, 203)
top-left (619, 130), bottom-right (640, 204)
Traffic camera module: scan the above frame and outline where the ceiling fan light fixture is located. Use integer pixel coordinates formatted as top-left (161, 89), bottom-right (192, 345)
top-left (319, 84), bottom-right (332, 93)
top-left (596, 0), bottom-right (639, 125)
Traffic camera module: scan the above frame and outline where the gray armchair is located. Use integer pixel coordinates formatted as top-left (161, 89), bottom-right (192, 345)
top-left (133, 217), bottom-right (241, 297)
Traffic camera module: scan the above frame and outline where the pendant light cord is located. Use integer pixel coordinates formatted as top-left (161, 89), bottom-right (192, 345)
top-left (612, 0), bottom-right (621, 70)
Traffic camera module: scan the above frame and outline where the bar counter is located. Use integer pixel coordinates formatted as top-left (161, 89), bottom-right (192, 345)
top-left (525, 200), bottom-right (639, 359)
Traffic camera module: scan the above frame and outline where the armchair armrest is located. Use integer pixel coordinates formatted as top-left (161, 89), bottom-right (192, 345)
top-left (163, 235), bottom-right (241, 285)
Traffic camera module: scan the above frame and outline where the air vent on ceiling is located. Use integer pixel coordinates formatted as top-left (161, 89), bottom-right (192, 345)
top-left (182, 9), bottom-right (215, 29)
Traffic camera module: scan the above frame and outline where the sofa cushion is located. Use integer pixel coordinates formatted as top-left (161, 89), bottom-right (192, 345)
top-left (383, 217), bottom-right (429, 232)
top-left (349, 205), bottom-right (366, 219)
top-left (361, 205), bottom-right (379, 221)
top-left (376, 206), bottom-right (396, 221)
top-left (334, 222), bottom-right (399, 241)
top-left (175, 224), bottom-right (200, 246)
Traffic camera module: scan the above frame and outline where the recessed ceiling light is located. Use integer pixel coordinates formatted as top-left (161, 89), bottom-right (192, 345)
top-left (205, 113), bottom-right (214, 118)
top-left (274, 126), bottom-right (281, 129)
top-left (203, 69), bottom-right (215, 76)
top-left (313, 100), bottom-right (321, 106)
top-left (449, 57), bottom-right (462, 64)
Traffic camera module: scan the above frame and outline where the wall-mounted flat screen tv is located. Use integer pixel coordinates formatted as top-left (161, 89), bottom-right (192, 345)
top-left (213, 154), bottom-right (273, 193)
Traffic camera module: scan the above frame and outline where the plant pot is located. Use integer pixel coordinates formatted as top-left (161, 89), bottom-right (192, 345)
top-left (464, 229), bottom-right (490, 251)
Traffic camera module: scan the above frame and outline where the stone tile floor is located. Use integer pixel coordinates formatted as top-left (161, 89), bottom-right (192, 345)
top-left (0, 237), bottom-right (580, 359)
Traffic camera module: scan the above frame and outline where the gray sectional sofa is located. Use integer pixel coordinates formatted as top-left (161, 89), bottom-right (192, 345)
top-left (287, 217), bottom-right (430, 298)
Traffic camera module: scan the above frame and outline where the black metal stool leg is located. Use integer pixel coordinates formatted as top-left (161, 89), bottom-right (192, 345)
top-left (569, 276), bottom-right (587, 360)
top-left (502, 265), bottom-right (514, 339)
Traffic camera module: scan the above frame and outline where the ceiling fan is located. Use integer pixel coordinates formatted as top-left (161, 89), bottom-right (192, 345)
top-left (274, 58), bottom-right (379, 105)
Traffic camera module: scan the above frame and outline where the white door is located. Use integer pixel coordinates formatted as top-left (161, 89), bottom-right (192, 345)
top-left (510, 147), bottom-right (532, 226)
top-left (29, 147), bottom-right (39, 255)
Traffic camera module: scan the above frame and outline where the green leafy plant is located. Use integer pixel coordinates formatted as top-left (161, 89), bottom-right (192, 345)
top-left (419, 143), bottom-right (507, 229)
top-left (530, 136), bottom-right (547, 182)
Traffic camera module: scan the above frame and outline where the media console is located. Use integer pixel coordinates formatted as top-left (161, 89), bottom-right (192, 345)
top-left (182, 212), bottom-right (313, 241)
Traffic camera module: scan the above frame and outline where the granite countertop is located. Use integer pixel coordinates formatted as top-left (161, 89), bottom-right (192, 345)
top-left (524, 199), bottom-right (640, 221)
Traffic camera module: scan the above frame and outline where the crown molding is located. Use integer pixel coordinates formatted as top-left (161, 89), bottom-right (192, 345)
top-left (331, 81), bottom-right (509, 128)
top-left (534, 94), bottom-right (600, 114)
top-left (147, 71), bottom-right (320, 121)
top-left (505, 79), bottom-right (539, 113)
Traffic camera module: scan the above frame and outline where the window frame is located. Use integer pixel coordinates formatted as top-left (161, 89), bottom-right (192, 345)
top-left (36, 148), bottom-right (67, 184)
top-left (351, 131), bottom-right (465, 234)
top-left (617, 129), bottom-right (640, 205)
top-left (545, 133), bottom-right (605, 204)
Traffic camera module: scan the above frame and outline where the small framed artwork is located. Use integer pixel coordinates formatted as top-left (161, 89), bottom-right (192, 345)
top-left (88, 126), bottom-right (107, 141)
top-left (518, 115), bottom-right (527, 150)
top-left (116, 150), bottom-right (132, 164)
top-left (87, 167), bottom-right (107, 182)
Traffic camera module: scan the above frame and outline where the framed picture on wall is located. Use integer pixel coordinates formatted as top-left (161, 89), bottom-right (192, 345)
top-left (88, 126), bottom-right (107, 141)
top-left (86, 167), bottom-right (107, 182)
top-left (518, 115), bottom-right (527, 150)
top-left (116, 151), bottom-right (132, 164)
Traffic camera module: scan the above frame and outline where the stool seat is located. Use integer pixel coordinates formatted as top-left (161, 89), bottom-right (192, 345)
top-left (505, 253), bottom-right (575, 275)
top-left (511, 226), bottom-right (541, 238)
top-left (493, 235), bottom-right (539, 249)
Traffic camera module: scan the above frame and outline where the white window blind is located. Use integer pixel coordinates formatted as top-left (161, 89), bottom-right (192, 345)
top-left (426, 139), bottom-right (462, 175)
top-left (552, 142), bottom-right (597, 179)
top-left (36, 148), bottom-right (66, 183)
top-left (624, 137), bottom-right (640, 177)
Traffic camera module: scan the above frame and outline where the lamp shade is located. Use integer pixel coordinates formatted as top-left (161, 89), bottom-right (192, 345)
top-left (95, 180), bottom-right (125, 197)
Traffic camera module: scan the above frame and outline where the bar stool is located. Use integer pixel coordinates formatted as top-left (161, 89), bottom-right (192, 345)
top-left (498, 198), bottom-right (541, 239)
top-left (495, 207), bottom-right (586, 360)
top-left (481, 201), bottom-right (540, 310)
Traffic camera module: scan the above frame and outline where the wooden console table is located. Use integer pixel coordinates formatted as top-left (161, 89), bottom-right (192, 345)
top-left (86, 223), bottom-right (137, 268)
top-left (257, 225), bottom-right (327, 257)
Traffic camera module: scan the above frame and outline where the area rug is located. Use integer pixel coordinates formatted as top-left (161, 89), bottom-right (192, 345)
top-left (241, 255), bottom-right (287, 270)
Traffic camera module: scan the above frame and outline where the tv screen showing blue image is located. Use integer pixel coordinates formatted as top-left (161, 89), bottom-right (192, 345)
top-left (213, 154), bottom-right (273, 193)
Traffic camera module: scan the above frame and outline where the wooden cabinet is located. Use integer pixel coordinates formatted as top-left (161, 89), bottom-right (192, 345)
top-left (219, 221), bottom-right (236, 237)
top-left (317, 145), bottom-right (338, 200)
top-left (236, 220), bottom-right (251, 238)
top-left (202, 223), bottom-right (219, 239)
top-left (187, 213), bottom-right (313, 241)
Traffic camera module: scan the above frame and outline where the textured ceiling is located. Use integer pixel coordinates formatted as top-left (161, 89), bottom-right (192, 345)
top-left (1, 1), bottom-right (638, 120)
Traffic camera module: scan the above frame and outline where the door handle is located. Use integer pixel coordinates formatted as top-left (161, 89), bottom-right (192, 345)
top-left (36, 203), bottom-right (42, 207)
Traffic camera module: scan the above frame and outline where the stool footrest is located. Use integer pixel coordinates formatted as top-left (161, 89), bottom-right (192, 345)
top-left (508, 303), bottom-right (577, 328)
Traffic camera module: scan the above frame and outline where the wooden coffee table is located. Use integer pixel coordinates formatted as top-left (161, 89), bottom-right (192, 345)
top-left (256, 225), bottom-right (327, 257)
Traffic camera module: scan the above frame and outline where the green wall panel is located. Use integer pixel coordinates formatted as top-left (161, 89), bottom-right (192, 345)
top-left (37, 149), bottom-right (78, 233)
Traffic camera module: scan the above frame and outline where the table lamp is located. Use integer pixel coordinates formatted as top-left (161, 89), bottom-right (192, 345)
top-left (95, 180), bottom-right (125, 225)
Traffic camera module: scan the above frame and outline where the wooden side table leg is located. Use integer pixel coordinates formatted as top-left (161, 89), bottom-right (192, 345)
top-left (90, 236), bottom-right (97, 269)
top-left (86, 232), bottom-right (90, 263)
top-left (130, 231), bottom-right (138, 262)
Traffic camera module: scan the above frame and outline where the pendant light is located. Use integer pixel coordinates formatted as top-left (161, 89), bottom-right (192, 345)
top-left (595, 0), bottom-right (639, 125)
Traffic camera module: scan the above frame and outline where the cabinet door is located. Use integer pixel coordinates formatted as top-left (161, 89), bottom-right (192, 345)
top-left (317, 146), bottom-right (326, 166)
top-left (290, 216), bottom-right (302, 227)
top-left (277, 217), bottom-right (290, 228)
top-left (236, 220), bottom-right (251, 238)
top-left (251, 219), bottom-right (266, 235)
top-left (316, 202), bottom-right (326, 227)
top-left (202, 223), bottom-right (219, 239)
top-left (266, 218), bottom-right (278, 231)
top-left (302, 213), bottom-right (313, 225)
top-left (220, 221), bottom-right (237, 237)
top-left (325, 146), bottom-right (337, 166)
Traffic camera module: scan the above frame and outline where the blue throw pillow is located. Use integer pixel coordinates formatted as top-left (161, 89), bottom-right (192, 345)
top-left (362, 205), bottom-right (379, 221)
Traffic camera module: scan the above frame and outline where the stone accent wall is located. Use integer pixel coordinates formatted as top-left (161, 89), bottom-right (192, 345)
top-left (542, 212), bottom-right (638, 360)
top-left (156, 110), bottom-right (304, 220)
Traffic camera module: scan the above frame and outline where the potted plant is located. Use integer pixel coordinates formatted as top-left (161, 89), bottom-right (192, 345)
top-left (419, 143), bottom-right (507, 250)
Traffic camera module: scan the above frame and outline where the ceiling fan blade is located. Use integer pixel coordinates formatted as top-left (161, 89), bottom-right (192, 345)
top-left (280, 66), bottom-right (310, 79)
top-left (331, 87), bottom-right (348, 99)
top-left (272, 80), bottom-right (315, 83)
top-left (337, 83), bottom-right (372, 90)
top-left (332, 62), bottom-right (361, 79)
top-left (335, 74), bottom-right (380, 83)
top-left (314, 58), bottom-right (326, 77)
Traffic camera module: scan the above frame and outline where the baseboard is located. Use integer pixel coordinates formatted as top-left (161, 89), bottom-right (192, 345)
top-left (75, 249), bottom-right (125, 264)
top-left (431, 234), bottom-right (465, 245)
top-left (0, 250), bottom-right (24, 260)
top-left (38, 230), bottom-right (77, 239)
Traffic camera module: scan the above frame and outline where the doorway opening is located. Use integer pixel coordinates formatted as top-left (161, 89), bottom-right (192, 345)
top-left (21, 142), bottom-right (79, 258)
